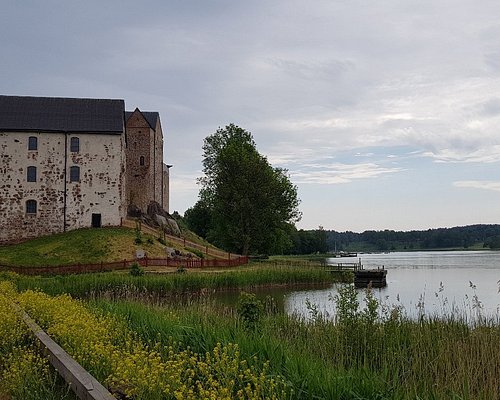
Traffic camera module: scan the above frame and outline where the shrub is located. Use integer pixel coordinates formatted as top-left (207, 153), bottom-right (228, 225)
top-left (186, 247), bottom-right (205, 259)
top-left (237, 292), bottom-right (263, 331)
top-left (129, 262), bottom-right (144, 276)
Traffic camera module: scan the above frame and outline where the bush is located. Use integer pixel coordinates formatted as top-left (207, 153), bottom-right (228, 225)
top-left (129, 262), bottom-right (144, 276)
top-left (237, 292), bottom-right (263, 331)
top-left (186, 247), bottom-right (205, 259)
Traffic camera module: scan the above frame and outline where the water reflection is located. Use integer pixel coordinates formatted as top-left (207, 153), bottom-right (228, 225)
top-left (290, 251), bottom-right (500, 320)
top-left (213, 251), bottom-right (500, 321)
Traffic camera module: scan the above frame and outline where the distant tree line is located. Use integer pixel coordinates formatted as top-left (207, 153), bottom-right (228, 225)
top-left (321, 225), bottom-right (500, 253)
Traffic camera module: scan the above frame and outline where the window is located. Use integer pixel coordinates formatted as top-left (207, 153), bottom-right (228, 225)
top-left (70, 166), bottom-right (80, 182)
top-left (26, 200), bottom-right (37, 214)
top-left (27, 166), bottom-right (37, 182)
top-left (28, 136), bottom-right (38, 150)
top-left (139, 156), bottom-right (145, 166)
top-left (70, 137), bottom-right (80, 152)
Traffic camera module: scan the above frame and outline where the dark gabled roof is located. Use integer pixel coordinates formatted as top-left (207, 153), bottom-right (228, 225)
top-left (125, 110), bottom-right (160, 131)
top-left (0, 95), bottom-right (125, 134)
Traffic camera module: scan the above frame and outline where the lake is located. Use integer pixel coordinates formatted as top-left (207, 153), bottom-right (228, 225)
top-left (216, 251), bottom-right (500, 321)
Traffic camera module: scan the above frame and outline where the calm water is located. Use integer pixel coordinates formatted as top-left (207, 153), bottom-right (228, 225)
top-left (217, 251), bottom-right (500, 320)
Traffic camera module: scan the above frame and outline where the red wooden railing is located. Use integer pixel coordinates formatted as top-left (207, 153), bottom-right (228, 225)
top-left (121, 219), bottom-right (242, 260)
top-left (0, 255), bottom-right (249, 276)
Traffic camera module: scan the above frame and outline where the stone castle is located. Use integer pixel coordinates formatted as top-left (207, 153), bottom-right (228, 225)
top-left (0, 95), bottom-right (170, 244)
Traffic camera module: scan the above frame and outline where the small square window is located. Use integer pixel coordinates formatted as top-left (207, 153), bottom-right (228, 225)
top-left (70, 137), bottom-right (80, 152)
top-left (70, 166), bottom-right (80, 182)
top-left (28, 136), bottom-right (38, 151)
top-left (26, 200), bottom-right (37, 214)
top-left (27, 166), bottom-right (37, 182)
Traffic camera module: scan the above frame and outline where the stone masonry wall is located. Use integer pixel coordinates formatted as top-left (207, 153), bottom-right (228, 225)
top-left (125, 110), bottom-right (153, 212)
top-left (0, 132), bottom-right (65, 243)
top-left (0, 131), bottom-right (125, 244)
top-left (65, 133), bottom-right (125, 230)
top-left (153, 117), bottom-right (164, 208)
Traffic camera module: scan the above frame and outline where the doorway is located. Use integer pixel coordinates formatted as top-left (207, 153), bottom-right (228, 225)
top-left (91, 213), bottom-right (102, 228)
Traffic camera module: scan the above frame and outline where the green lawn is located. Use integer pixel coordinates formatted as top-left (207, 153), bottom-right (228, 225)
top-left (0, 227), bottom-right (170, 267)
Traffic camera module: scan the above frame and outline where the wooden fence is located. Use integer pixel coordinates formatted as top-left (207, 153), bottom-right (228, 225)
top-left (0, 255), bottom-right (249, 276)
top-left (122, 219), bottom-right (242, 260)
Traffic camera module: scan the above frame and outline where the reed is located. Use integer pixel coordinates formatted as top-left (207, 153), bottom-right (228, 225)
top-left (3, 265), bottom-right (339, 298)
top-left (4, 270), bottom-right (498, 399)
top-left (89, 292), bottom-right (500, 400)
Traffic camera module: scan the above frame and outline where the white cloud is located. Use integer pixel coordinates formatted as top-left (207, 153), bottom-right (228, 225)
top-left (423, 145), bottom-right (500, 163)
top-left (291, 162), bottom-right (403, 184)
top-left (454, 180), bottom-right (500, 192)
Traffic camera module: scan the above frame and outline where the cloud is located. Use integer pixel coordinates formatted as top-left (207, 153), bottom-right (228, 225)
top-left (454, 181), bottom-right (500, 192)
top-left (478, 97), bottom-right (500, 116)
top-left (291, 162), bottom-right (403, 184)
top-left (423, 145), bottom-right (500, 164)
top-left (169, 173), bottom-right (201, 194)
top-left (268, 57), bottom-right (355, 81)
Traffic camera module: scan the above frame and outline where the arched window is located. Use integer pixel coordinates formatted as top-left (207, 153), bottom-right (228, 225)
top-left (140, 156), bottom-right (145, 166)
top-left (27, 166), bottom-right (37, 182)
top-left (70, 166), bottom-right (80, 182)
top-left (28, 136), bottom-right (38, 151)
top-left (70, 137), bottom-right (80, 152)
top-left (26, 200), bottom-right (37, 214)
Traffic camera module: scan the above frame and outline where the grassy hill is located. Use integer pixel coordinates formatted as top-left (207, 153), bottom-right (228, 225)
top-left (0, 227), bottom-right (200, 267)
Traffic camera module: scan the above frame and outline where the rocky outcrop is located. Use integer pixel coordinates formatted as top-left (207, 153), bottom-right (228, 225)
top-left (127, 201), bottom-right (181, 237)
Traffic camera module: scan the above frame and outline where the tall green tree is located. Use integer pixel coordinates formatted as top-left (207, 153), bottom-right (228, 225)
top-left (190, 124), bottom-right (300, 255)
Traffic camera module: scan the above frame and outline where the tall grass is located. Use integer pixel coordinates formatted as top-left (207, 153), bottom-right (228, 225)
top-left (5, 269), bottom-right (498, 399)
top-left (89, 289), bottom-right (500, 400)
top-left (91, 298), bottom-right (386, 399)
top-left (3, 266), bottom-right (340, 298)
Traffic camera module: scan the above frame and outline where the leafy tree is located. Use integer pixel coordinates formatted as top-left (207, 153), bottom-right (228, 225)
top-left (193, 124), bottom-right (301, 255)
top-left (184, 199), bottom-right (212, 238)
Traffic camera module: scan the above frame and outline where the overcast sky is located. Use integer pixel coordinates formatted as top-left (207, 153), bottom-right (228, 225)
top-left (2, 0), bottom-right (500, 232)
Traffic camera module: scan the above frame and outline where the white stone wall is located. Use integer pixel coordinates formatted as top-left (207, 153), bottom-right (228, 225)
top-left (65, 132), bottom-right (125, 229)
top-left (0, 131), bottom-right (125, 243)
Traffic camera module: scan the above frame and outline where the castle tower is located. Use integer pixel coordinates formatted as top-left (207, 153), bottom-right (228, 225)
top-left (125, 108), bottom-right (168, 213)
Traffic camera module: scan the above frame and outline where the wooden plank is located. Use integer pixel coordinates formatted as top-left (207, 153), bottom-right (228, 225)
top-left (19, 308), bottom-right (115, 400)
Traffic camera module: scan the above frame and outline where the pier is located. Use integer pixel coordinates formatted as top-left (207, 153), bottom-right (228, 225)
top-left (324, 259), bottom-right (387, 288)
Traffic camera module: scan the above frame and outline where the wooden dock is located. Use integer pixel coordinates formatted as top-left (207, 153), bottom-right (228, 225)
top-left (324, 258), bottom-right (363, 272)
top-left (354, 268), bottom-right (387, 288)
top-left (324, 259), bottom-right (387, 288)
